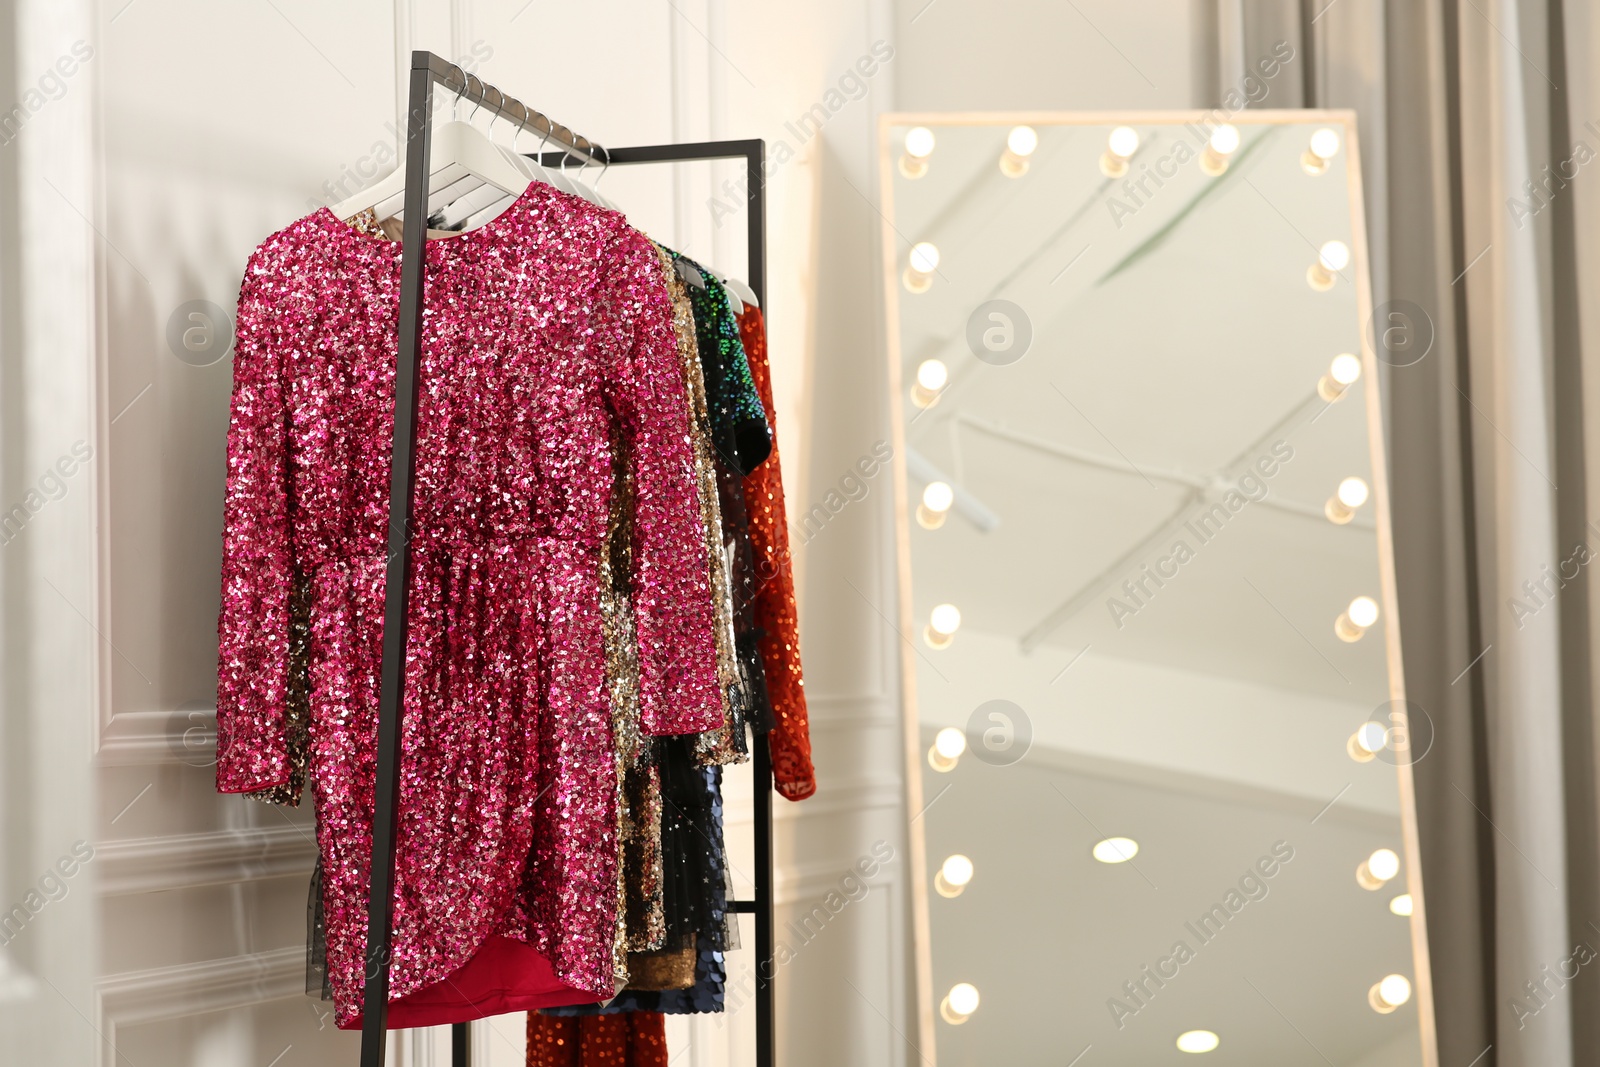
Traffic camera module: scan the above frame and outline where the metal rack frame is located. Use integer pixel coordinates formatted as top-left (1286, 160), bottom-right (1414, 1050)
top-left (361, 49), bottom-right (774, 1067)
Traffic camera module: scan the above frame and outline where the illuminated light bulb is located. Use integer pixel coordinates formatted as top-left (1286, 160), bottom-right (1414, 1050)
top-left (1325, 475), bottom-right (1371, 524)
top-left (999, 125), bottom-right (1038, 177)
top-left (1100, 125), bottom-right (1140, 177)
top-left (1302, 127), bottom-right (1341, 174)
top-left (899, 126), bottom-right (936, 178)
top-left (1347, 721), bottom-right (1388, 763)
top-left (903, 241), bottom-right (941, 293)
top-left (1369, 974), bottom-right (1412, 1014)
top-left (911, 358), bottom-right (949, 408)
top-left (924, 603), bottom-right (962, 648)
top-left (1176, 1030), bottom-right (1220, 1054)
top-left (917, 480), bottom-right (955, 529)
top-left (1308, 239), bottom-right (1352, 290)
top-left (940, 982), bottom-right (980, 1024)
top-left (1390, 893), bottom-right (1414, 917)
top-left (1318, 352), bottom-right (1364, 401)
top-left (927, 726), bottom-right (966, 772)
top-left (935, 854), bottom-right (974, 897)
top-left (1357, 847), bottom-right (1401, 890)
top-left (1092, 837), bottom-right (1139, 864)
top-left (1336, 595), bottom-right (1380, 642)
top-left (1200, 124), bottom-right (1241, 175)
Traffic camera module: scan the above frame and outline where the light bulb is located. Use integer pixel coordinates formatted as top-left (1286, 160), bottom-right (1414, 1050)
top-left (1007, 126), bottom-right (1038, 156)
top-left (941, 982), bottom-right (980, 1024)
top-left (1349, 596), bottom-right (1380, 628)
top-left (1176, 1030), bottom-right (1220, 1053)
top-left (1326, 475), bottom-right (1371, 524)
top-left (1357, 847), bottom-right (1401, 889)
top-left (1201, 124), bottom-right (1240, 175)
top-left (935, 854), bottom-right (974, 897)
top-left (1303, 127), bottom-right (1341, 174)
top-left (903, 241), bottom-right (941, 292)
top-left (1347, 721), bottom-right (1388, 762)
top-left (925, 603), bottom-right (962, 647)
top-left (1367, 847), bottom-right (1401, 881)
top-left (911, 359), bottom-right (949, 408)
top-left (917, 481), bottom-right (955, 529)
top-left (928, 726), bottom-right (966, 772)
top-left (1319, 353), bottom-right (1364, 401)
top-left (1336, 595), bottom-right (1380, 642)
top-left (1309, 240), bottom-right (1351, 290)
top-left (1101, 125), bottom-right (1140, 177)
top-left (1000, 126), bottom-right (1038, 177)
top-left (1338, 477), bottom-right (1370, 508)
top-left (1092, 837), bottom-right (1139, 864)
top-left (1390, 893), bottom-right (1414, 917)
top-left (899, 126), bottom-right (936, 179)
top-left (1369, 974), bottom-right (1412, 1013)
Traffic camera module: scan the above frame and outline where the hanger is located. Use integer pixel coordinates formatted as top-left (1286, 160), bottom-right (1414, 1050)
top-left (700, 263), bottom-right (760, 310)
top-left (590, 155), bottom-right (622, 213)
top-left (440, 89), bottom-right (551, 229)
top-left (675, 259), bottom-right (707, 291)
top-left (329, 71), bottom-right (530, 225)
top-left (562, 150), bottom-right (603, 206)
top-left (534, 122), bottom-right (583, 198)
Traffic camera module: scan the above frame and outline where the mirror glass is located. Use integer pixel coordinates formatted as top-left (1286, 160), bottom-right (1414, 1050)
top-left (882, 115), bottom-right (1429, 1065)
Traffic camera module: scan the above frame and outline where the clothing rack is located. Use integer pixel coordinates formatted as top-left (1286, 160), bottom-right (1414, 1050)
top-left (361, 51), bottom-right (775, 1067)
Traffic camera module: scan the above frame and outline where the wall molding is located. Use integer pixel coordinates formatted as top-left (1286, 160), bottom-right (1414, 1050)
top-left (97, 824), bottom-right (316, 896)
top-left (95, 708), bottom-right (215, 767)
top-left (95, 947), bottom-right (305, 1067)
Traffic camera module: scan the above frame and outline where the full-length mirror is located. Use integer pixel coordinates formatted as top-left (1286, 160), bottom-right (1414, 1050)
top-left (879, 112), bottom-right (1434, 1066)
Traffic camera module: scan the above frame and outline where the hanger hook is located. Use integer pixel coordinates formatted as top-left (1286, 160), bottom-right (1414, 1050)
top-left (510, 101), bottom-right (528, 153)
top-left (487, 86), bottom-right (507, 143)
top-left (466, 72), bottom-right (485, 123)
top-left (450, 63), bottom-right (466, 121)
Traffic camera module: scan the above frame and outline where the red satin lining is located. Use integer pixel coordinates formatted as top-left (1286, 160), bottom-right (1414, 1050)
top-left (343, 935), bottom-right (605, 1030)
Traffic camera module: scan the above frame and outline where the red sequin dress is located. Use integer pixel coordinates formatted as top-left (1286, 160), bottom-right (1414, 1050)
top-left (736, 307), bottom-right (815, 800)
top-left (214, 182), bottom-right (723, 1028)
top-left (527, 1012), bottom-right (668, 1067)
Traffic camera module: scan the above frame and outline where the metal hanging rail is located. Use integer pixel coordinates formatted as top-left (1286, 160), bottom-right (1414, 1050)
top-left (362, 49), bottom-right (774, 1067)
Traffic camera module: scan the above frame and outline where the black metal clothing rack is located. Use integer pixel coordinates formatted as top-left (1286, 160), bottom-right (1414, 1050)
top-left (360, 51), bottom-right (774, 1067)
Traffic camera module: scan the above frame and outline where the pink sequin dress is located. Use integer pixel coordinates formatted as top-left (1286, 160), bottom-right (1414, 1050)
top-left (214, 182), bottom-right (723, 1029)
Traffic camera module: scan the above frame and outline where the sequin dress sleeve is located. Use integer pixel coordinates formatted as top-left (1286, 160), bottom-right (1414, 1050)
top-left (215, 247), bottom-right (297, 794)
top-left (601, 230), bottom-right (725, 736)
top-left (738, 306), bottom-right (817, 800)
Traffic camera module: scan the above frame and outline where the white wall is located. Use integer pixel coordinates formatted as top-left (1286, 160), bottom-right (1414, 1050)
top-left (0, 0), bottom-right (911, 1063)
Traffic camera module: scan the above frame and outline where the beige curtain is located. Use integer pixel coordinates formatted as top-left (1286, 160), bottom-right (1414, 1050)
top-left (1290, 1), bottom-right (1600, 1065)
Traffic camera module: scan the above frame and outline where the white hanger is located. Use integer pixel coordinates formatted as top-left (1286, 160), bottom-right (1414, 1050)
top-left (329, 74), bottom-right (529, 225)
top-left (441, 91), bottom-right (553, 229)
top-left (561, 149), bottom-right (604, 207)
top-left (676, 259), bottom-right (707, 290)
top-left (721, 273), bottom-right (760, 310)
top-left (590, 156), bottom-right (623, 213)
top-left (528, 121), bottom-right (583, 198)
top-left (701, 264), bottom-right (760, 310)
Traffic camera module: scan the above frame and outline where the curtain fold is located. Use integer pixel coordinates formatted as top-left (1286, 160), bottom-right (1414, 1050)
top-left (1317, 1), bottom-right (1600, 1064)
